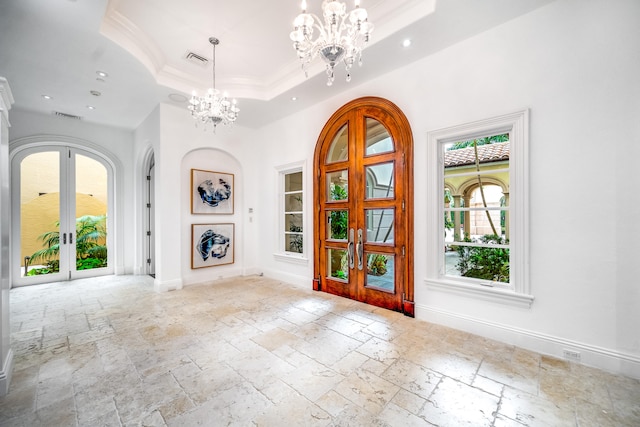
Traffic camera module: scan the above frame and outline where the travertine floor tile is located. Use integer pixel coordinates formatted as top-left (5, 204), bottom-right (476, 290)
top-left (334, 369), bottom-right (400, 415)
top-left (419, 377), bottom-right (499, 426)
top-left (498, 386), bottom-right (576, 427)
top-left (1, 275), bottom-right (638, 426)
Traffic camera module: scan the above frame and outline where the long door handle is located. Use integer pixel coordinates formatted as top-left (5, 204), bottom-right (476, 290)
top-left (69, 233), bottom-right (73, 244)
top-left (348, 228), bottom-right (355, 269)
top-left (63, 233), bottom-right (67, 244)
top-left (356, 229), bottom-right (364, 270)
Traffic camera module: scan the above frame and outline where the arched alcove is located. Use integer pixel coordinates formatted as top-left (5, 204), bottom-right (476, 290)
top-left (181, 147), bottom-right (244, 285)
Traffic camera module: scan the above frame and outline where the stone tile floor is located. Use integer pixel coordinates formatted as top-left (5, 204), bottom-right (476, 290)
top-left (1, 275), bottom-right (639, 426)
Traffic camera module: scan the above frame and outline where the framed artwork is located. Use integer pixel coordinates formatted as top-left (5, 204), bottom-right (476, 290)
top-left (191, 169), bottom-right (234, 214)
top-left (191, 223), bottom-right (234, 269)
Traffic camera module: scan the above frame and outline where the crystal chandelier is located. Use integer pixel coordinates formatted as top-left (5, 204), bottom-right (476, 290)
top-left (188, 37), bottom-right (239, 129)
top-left (290, 0), bottom-right (374, 86)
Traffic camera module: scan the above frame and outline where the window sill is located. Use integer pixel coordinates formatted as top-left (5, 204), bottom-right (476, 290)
top-left (273, 252), bottom-right (308, 265)
top-left (424, 278), bottom-right (534, 308)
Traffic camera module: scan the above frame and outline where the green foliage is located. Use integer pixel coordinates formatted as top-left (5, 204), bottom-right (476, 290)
top-left (329, 183), bottom-right (348, 240)
top-left (456, 234), bottom-right (509, 283)
top-left (28, 224), bottom-right (62, 266)
top-left (333, 270), bottom-right (347, 279)
top-left (27, 215), bottom-right (108, 274)
top-left (447, 133), bottom-right (509, 151)
top-left (77, 257), bottom-right (106, 270)
top-left (26, 267), bottom-right (52, 276)
top-left (288, 223), bottom-right (303, 253)
top-left (367, 254), bottom-right (388, 276)
top-left (75, 215), bottom-right (107, 261)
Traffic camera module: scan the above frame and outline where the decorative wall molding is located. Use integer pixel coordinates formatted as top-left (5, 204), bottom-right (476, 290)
top-left (273, 253), bottom-right (309, 265)
top-left (0, 342), bottom-right (13, 397)
top-left (0, 77), bottom-right (14, 396)
top-left (154, 278), bottom-right (183, 293)
top-left (0, 77), bottom-right (15, 125)
top-left (416, 304), bottom-right (640, 379)
top-left (181, 268), bottom-right (245, 288)
top-left (425, 279), bottom-right (534, 308)
top-left (263, 268), bottom-right (309, 289)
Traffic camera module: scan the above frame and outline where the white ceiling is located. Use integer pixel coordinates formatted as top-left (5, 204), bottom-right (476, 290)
top-left (0, 0), bottom-right (554, 130)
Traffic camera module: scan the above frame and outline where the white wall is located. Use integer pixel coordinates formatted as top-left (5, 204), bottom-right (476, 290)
top-left (249, 0), bottom-right (640, 377)
top-left (134, 103), bottom-right (259, 291)
top-left (133, 105), bottom-right (161, 276)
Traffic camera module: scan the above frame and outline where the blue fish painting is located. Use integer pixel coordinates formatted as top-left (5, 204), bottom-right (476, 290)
top-left (197, 229), bottom-right (230, 261)
top-left (197, 178), bottom-right (231, 207)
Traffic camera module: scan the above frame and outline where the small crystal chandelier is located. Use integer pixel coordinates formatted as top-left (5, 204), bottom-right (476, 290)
top-left (290, 0), bottom-right (374, 86)
top-left (188, 37), bottom-right (239, 129)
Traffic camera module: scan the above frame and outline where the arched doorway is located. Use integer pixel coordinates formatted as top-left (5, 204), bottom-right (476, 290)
top-left (313, 97), bottom-right (414, 316)
top-left (11, 144), bottom-right (115, 286)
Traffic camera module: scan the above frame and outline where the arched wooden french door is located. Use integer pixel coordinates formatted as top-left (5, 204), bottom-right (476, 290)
top-left (313, 97), bottom-right (414, 316)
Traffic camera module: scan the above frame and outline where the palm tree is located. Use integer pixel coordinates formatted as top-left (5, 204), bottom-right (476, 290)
top-left (29, 215), bottom-right (107, 269)
top-left (448, 134), bottom-right (508, 237)
top-left (75, 215), bottom-right (107, 260)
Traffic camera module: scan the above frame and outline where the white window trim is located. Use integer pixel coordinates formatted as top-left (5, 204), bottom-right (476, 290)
top-left (425, 109), bottom-right (533, 308)
top-left (274, 160), bottom-right (308, 264)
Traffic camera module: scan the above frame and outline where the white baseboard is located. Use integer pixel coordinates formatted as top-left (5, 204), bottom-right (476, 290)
top-left (0, 348), bottom-right (14, 396)
top-left (416, 304), bottom-right (640, 379)
top-left (242, 267), bottom-right (262, 276)
top-left (261, 268), bottom-right (311, 289)
top-left (154, 278), bottom-right (183, 292)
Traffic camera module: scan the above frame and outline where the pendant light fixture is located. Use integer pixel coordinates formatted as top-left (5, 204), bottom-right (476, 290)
top-left (188, 37), bottom-right (239, 129)
top-left (290, 0), bottom-right (374, 86)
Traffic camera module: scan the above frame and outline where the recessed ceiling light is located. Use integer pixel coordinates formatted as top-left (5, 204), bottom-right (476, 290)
top-left (291, 97), bottom-right (298, 101)
top-left (96, 71), bottom-right (108, 78)
top-left (86, 105), bottom-right (95, 110)
top-left (96, 77), bottom-right (106, 83)
top-left (402, 39), bottom-right (412, 48)
top-left (168, 93), bottom-right (188, 103)
top-left (41, 95), bottom-right (52, 100)
top-left (90, 90), bottom-right (101, 97)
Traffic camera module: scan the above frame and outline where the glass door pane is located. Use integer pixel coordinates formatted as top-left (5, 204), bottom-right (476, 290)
top-left (74, 153), bottom-right (108, 273)
top-left (365, 253), bottom-right (395, 292)
top-left (326, 124), bottom-right (349, 163)
top-left (19, 150), bottom-right (67, 281)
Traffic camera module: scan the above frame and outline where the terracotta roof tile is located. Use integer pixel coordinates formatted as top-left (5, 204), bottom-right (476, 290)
top-left (444, 142), bottom-right (509, 167)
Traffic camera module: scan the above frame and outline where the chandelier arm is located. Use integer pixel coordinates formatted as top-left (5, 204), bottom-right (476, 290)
top-left (307, 12), bottom-right (329, 41)
top-left (313, 24), bottom-right (329, 43)
top-left (336, 14), bottom-right (350, 40)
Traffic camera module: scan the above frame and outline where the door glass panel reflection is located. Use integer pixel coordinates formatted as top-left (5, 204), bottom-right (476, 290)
top-left (365, 209), bottom-right (394, 243)
top-left (365, 253), bottom-right (394, 292)
top-left (365, 119), bottom-right (393, 156)
top-left (326, 124), bottom-right (349, 163)
top-left (365, 162), bottom-right (394, 199)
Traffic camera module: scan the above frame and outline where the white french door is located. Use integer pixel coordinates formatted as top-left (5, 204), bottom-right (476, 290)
top-left (11, 145), bottom-right (114, 286)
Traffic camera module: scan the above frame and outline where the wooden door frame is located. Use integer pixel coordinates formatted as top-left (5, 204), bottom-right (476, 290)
top-left (312, 97), bottom-right (415, 316)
